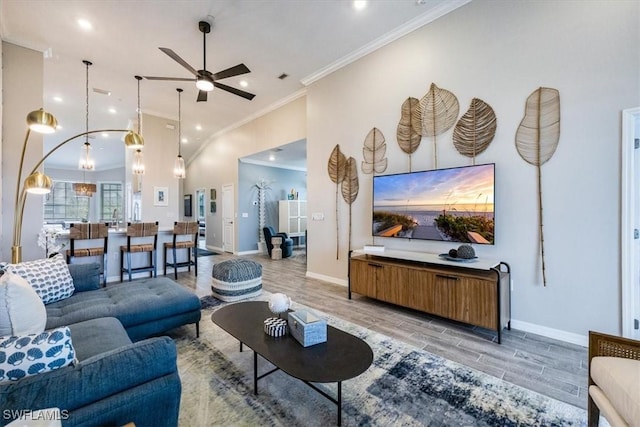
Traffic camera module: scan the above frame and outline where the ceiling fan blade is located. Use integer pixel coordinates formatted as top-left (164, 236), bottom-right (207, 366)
top-left (213, 82), bottom-right (256, 101)
top-left (159, 47), bottom-right (198, 76)
top-left (213, 63), bottom-right (251, 80)
top-left (143, 76), bottom-right (195, 81)
top-left (197, 90), bottom-right (208, 102)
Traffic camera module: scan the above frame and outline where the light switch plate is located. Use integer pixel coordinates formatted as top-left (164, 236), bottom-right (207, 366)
top-left (312, 213), bottom-right (324, 221)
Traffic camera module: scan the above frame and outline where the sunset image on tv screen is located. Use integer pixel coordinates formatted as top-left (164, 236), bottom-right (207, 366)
top-left (372, 164), bottom-right (495, 244)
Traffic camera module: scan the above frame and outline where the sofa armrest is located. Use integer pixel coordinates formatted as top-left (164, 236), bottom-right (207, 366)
top-left (0, 336), bottom-right (178, 417)
top-left (68, 262), bottom-right (101, 292)
top-left (276, 232), bottom-right (290, 240)
top-left (588, 331), bottom-right (640, 382)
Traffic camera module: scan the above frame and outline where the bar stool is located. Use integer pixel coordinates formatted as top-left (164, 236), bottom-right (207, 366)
top-left (120, 222), bottom-right (158, 282)
top-left (163, 221), bottom-right (199, 279)
top-left (66, 222), bottom-right (109, 286)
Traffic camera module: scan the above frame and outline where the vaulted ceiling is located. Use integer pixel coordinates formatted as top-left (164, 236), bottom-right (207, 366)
top-left (1, 0), bottom-right (468, 170)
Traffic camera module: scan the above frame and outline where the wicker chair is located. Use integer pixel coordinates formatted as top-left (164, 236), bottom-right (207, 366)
top-left (588, 330), bottom-right (640, 426)
top-left (120, 222), bottom-right (159, 282)
top-left (163, 221), bottom-right (199, 279)
top-left (66, 222), bottom-right (109, 286)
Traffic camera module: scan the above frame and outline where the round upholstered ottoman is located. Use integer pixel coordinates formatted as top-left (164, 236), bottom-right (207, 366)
top-left (211, 259), bottom-right (263, 302)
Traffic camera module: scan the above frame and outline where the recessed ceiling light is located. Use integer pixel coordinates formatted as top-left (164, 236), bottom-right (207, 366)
top-left (181, 138), bottom-right (188, 143)
top-left (53, 96), bottom-right (63, 103)
top-left (353, 0), bottom-right (367, 11)
top-left (56, 125), bottom-right (63, 130)
top-left (195, 125), bottom-right (202, 131)
top-left (108, 108), bottom-right (117, 114)
top-left (269, 154), bottom-right (275, 161)
top-left (239, 80), bottom-right (248, 88)
top-left (77, 19), bottom-right (93, 31)
top-left (102, 133), bottom-right (109, 138)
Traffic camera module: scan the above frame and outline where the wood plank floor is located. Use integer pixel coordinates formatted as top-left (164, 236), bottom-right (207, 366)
top-left (176, 249), bottom-right (588, 410)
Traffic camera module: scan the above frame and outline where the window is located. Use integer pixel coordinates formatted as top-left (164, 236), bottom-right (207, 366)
top-left (44, 181), bottom-right (90, 222)
top-left (100, 182), bottom-right (123, 223)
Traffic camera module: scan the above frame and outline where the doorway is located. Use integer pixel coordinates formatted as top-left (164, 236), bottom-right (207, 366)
top-left (222, 183), bottom-right (235, 253)
top-left (196, 189), bottom-right (206, 248)
top-left (622, 107), bottom-right (640, 339)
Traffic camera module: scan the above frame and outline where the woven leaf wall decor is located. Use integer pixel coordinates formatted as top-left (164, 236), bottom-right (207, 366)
top-left (327, 144), bottom-right (347, 260)
top-left (453, 98), bottom-right (497, 163)
top-left (341, 157), bottom-right (359, 253)
top-left (415, 83), bottom-right (460, 168)
top-left (362, 127), bottom-right (388, 175)
top-left (397, 97), bottom-right (422, 171)
top-left (515, 87), bottom-right (561, 287)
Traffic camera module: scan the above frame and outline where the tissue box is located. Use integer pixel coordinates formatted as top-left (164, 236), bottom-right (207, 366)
top-left (288, 310), bottom-right (327, 347)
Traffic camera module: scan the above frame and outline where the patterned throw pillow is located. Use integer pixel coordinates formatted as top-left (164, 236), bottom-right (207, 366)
top-left (0, 326), bottom-right (75, 384)
top-left (5, 254), bottom-right (74, 304)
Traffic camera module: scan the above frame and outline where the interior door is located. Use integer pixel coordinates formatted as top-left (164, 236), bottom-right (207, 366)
top-left (222, 183), bottom-right (234, 253)
top-left (622, 107), bottom-right (640, 339)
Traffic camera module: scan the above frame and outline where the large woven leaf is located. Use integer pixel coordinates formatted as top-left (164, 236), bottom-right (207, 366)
top-left (397, 97), bottom-right (422, 155)
top-left (341, 157), bottom-right (359, 252)
top-left (416, 83), bottom-right (459, 137)
top-left (453, 98), bottom-right (497, 161)
top-left (362, 127), bottom-right (388, 174)
top-left (327, 144), bottom-right (347, 184)
top-left (514, 87), bottom-right (561, 287)
top-left (341, 157), bottom-right (359, 205)
top-left (515, 87), bottom-right (560, 166)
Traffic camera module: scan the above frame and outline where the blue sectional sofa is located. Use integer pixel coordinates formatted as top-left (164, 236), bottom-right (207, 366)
top-left (0, 262), bottom-right (201, 427)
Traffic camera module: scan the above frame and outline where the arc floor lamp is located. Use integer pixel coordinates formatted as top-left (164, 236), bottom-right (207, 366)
top-left (11, 109), bottom-right (144, 263)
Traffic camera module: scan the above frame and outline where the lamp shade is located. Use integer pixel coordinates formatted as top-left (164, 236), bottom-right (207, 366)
top-left (26, 109), bottom-right (58, 134)
top-left (196, 76), bottom-right (214, 92)
top-left (24, 172), bottom-right (53, 194)
top-left (124, 131), bottom-right (144, 150)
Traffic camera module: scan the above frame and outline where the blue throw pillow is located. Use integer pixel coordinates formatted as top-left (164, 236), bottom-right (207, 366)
top-left (0, 326), bottom-right (76, 384)
top-left (5, 254), bottom-right (75, 304)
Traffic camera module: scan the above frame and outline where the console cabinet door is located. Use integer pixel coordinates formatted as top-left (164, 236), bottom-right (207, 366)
top-left (350, 257), bottom-right (378, 298)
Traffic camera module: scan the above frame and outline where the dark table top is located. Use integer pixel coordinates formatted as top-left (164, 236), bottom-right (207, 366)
top-left (211, 301), bottom-right (373, 383)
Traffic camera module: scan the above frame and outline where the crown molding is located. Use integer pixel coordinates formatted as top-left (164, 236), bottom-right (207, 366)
top-left (301, 0), bottom-right (472, 86)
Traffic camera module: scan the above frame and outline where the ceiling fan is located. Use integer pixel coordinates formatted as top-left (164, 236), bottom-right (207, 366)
top-left (144, 20), bottom-right (255, 102)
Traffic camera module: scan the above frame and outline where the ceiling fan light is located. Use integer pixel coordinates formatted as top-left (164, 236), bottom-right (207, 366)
top-left (196, 76), bottom-right (214, 92)
top-left (124, 130), bottom-right (144, 149)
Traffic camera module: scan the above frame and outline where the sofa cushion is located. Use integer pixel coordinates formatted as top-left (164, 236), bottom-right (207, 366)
top-left (0, 326), bottom-right (75, 384)
top-left (5, 254), bottom-right (74, 304)
top-left (68, 262), bottom-right (101, 293)
top-left (45, 277), bottom-right (201, 340)
top-left (0, 272), bottom-right (47, 336)
top-left (591, 356), bottom-right (640, 426)
top-left (67, 317), bottom-right (132, 361)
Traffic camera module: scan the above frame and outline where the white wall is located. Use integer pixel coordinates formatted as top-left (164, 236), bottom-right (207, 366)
top-left (186, 95), bottom-right (306, 251)
top-left (306, 0), bottom-right (640, 339)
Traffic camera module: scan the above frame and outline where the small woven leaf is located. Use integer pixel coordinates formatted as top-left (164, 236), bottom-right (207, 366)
top-left (397, 97), bottom-right (422, 154)
top-left (341, 157), bottom-right (359, 205)
top-left (416, 83), bottom-right (459, 137)
top-left (361, 127), bottom-right (388, 174)
top-left (327, 144), bottom-right (347, 184)
top-left (515, 87), bottom-right (560, 166)
top-left (453, 98), bottom-right (497, 159)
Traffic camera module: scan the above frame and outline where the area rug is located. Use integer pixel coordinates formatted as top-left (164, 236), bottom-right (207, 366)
top-left (172, 296), bottom-right (587, 426)
top-left (196, 248), bottom-right (217, 257)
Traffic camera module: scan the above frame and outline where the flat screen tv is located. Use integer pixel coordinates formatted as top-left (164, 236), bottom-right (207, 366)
top-left (372, 163), bottom-right (495, 245)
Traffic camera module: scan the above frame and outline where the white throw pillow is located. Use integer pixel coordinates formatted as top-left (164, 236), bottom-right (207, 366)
top-left (5, 254), bottom-right (74, 304)
top-left (0, 272), bottom-right (47, 336)
top-left (0, 326), bottom-right (76, 384)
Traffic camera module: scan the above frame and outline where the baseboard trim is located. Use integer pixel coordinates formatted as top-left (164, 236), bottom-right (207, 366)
top-left (510, 319), bottom-right (587, 347)
top-left (305, 271), bottom-right (348, 287)
top-left (237, 250), bottom-right (261, 256)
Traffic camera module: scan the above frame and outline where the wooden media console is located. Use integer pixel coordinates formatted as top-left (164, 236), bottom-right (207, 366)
top-left (348, 249), bottom-right (511, 343)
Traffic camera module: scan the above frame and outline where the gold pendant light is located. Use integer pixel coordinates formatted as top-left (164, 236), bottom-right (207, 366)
top-left (173, 88), bottom-right (186, 179)
top-left (131, 75), bottom-right (146, 175)
top-left (74, 60), bottom-right (96, 197)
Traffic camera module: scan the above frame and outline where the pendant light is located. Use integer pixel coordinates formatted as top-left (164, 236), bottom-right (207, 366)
top-left (124, 75), bottom-right (145, 150)
top-left (131, 75), bottom-right (145, 175)
top-left (173, 88), bottom-right (186, 179)
top-left (73, 60), bottom-right (96, 197)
